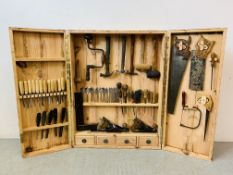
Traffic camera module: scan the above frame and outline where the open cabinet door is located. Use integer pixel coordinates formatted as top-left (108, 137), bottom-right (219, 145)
top-left (162, 28), bottom-right (227, 160)
top-left (9, 28), bottom-right (73, 157)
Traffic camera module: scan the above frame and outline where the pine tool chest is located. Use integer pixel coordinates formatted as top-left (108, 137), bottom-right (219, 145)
top-left (9, 27), bottom-right (226, 160)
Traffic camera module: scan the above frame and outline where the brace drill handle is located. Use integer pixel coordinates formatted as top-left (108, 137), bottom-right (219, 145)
top-left (100, 36), bottom-right (112, 77)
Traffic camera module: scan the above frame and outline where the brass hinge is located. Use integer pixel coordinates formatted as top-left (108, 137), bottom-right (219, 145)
top-left (20, 133), bottom-right (24, 143)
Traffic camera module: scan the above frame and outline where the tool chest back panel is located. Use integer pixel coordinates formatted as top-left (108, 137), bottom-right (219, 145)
top-left (9, 28), bottom-right (226, 160)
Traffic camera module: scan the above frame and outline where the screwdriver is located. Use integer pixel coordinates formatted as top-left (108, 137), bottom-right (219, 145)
top-left (23, 81), bottom-right (29, 108)
top-left (19, 81), bottom-right (25, 107)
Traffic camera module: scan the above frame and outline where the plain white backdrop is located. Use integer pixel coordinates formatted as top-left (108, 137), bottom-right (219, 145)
top-left (0, 0), bottom-right (232, 141)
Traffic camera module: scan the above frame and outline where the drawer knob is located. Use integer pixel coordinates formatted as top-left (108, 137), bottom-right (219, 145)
top-left (82, 138), bottom-right (87, 143)
top-left (146, 139), bottom-right (151, 144)
top-left (124, 139), bottom-right (129, 144)
top-left (103, 139), bottom-right (109, 144)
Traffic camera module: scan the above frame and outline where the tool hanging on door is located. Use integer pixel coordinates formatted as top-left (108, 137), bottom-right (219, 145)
top-left (167, 36), bottom-right (191, 114)
top-left (210, 53), bottom-right (219, 91)
top-left (180, 91), bottom-right (202, 129)
top-left (189, 36), bottom-right (215, 91)
top-left (196, 93), bottom-right (213, 140)
top-left (84, 34), bottom-right (105, 81)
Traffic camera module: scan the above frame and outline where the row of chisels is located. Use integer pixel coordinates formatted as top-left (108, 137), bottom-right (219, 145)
top-left (35, 107), bottom-right (67, 139)
top-left (18, 77), bottom-right (66, 107)
top-left (80, 83), bottom-right (158, 104)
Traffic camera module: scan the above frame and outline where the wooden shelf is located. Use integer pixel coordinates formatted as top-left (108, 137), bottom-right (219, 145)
top-left (19, 91), bottom-right (67, 99)
top-left (24, 144), bottom-right (71, 157)
top-left (15, 57), bottom-right (66, 62)
top-left (83, 102), bottom-right (158, 107)
top-left (23, 122), bottom-right (69, 132)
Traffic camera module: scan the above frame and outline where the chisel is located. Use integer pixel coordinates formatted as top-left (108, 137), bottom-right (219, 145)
top-left (35, 80), bottom-right (40, 105)
top-left (53, 108), bottom-right (58, 136)
top-left (18, 81), bottom-right (25, 107)
top-left (36, 112), bottom-right (41, 139)
top-left (41, 111), bottom-right (47, 139)
top-left (61, 77), bottom-right (66, 102)
top-left (42, 80), bottom-right (47, 105)
top-left (23, 81), bottom-right (29, 108)
top-left (57, 78), bottom-right (61, 104)
top-left (27, 80), bottom-right (32, 107)
top-left (54, 80), bottom-right (59, 105)
top-left (59, 107), bottom-right (67, 137)
top-left (45, 110), bottom-right (53, 138)
top-left (51, 79), bottom-right (55, 103)
top-left (39, 80), bottom-right (44, 106)
top-left (47, 80), bottom-right (51, 104)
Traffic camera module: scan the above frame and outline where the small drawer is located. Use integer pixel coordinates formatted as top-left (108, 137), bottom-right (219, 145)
top-left (96, 135), bottom-right (115, 146)
top-left (138, 136), bottom-right (158, 147)
top-left (75, 135), bottom-right (95, 146)
top-left (116, 136), bottom-right (137, 147)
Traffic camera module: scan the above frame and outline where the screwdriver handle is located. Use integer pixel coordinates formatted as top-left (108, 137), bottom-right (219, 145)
top-left (31, 80), bottom-right (36, 94)
top-left (47, 80), bottom-right (51, 93)
top-left (23, 81), bottom-right (29, 95)
top-left (35, 80), bottom-right (40, 94)
top-left (28, 80), bottom-right (32, 94)
top-left (18, 81), bottom-right (24, 95)
top-left (43, 80), bottom-right (47, 93)
top-left (39, 80), bottom-right (43, 93)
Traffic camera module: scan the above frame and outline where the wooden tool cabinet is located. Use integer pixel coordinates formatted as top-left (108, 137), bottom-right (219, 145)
top-left (9, 27), bottom-right (226, 160)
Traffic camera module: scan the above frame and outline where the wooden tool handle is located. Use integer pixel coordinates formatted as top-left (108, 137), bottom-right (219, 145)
top-left (23, 81), bottom-right (29, 95)
top-left (61, 77), bottom-right (66, 91)
top-left (39, 80), bottom-right (43, 93)
top-left (182, 91), bottom-right (186, 108)
top-left (54, 79), bottom-right (58, 92)
top-left (18, 81), bottom-right (24, 95)
top-left (51, 80), bottom-right (55, 92)
top-left (35, 80), bottom-right (40, 94)
top-left (31, 80), bottom-right (36, 94)
top-left (57, 78), bottom-right (61, 92)
top-left (47, 80), bottom-right (51, 93)
top-left (28, 80), bottom-right (32, 94)
top-left (43, 80), bottom-right (47, 93)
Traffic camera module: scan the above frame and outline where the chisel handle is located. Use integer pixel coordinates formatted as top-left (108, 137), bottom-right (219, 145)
top-left (23, 81), bottom-right (29, 95)
top-left (58, 78), bottom-right (61, 92)
top-left (43, 80), bottom-right (47, 93)
top-left (18, 81), bottom-right (24, 95)
top-left (39, 80), bottom-right (43, 93)
top-left (47, 80), bottom-right (51, 93)
top-left (54, 79), bottom-right (58, 92)
top-left (51, 79), bottom-right (55, 92)
top-left (35, 80), bottom-right (40, 94)
top-left (61, 77), bottom-right (66, 91)
top-left (182, 91), bottom-right (186, 108)
top-left (31, 80), bottom-right (36, 94)
top-left (28, 80), bottom-right (32, 94)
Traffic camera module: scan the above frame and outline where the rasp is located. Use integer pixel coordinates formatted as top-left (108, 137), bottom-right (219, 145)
top-left (167, 36), bottom-right (191, 114)
top-left (189, 35), bottom-right (214, 91)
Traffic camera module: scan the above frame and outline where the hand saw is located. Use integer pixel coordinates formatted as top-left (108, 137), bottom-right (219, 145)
top-left (189, 36), bottom-right (215, 91)
top-left (167, 36), bottom-right (191, 114)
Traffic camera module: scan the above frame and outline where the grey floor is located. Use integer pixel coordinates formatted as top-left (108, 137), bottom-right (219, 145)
top-left (0, 139), bottom-right (233, 175)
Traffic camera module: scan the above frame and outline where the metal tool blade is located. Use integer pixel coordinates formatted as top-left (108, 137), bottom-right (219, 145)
top-left (167, 46), bottom-right (189, 114)
top-left (189, 51), bottom-right (206, 91)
